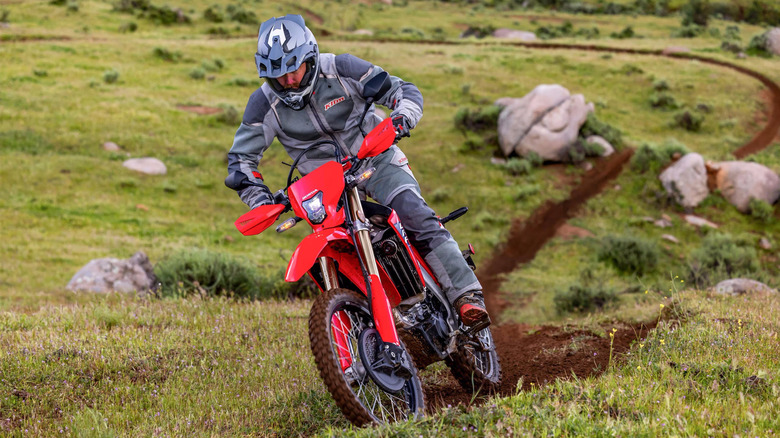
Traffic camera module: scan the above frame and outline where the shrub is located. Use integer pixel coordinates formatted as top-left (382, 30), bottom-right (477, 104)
top-left (746, 32), bottom-right (773, 57)
top-left (0, 9), bottom-right (8, 22)
top-left (720, 40), bottom-right (742, 54)
top-left (649, 92), bottom-right (680, 110)
top-left (215, 105), bottom-right (240, 125)
top-left (653, 79), bottom-right (670, 92)
top-left (454, 105), bottom-right (502, 133)
top-left (152, 47), bottom-right (182, 62)
top-left (515, 184), bottom-right (540, 200)
top-left (681, 0), bottom-right (710, 27)
top-left (688, 233), bottom-right (759, 287)
top-left (33, 69), bottom-right (48, 77)
top-left (119, 21), bottom-right (138, 33)
top-left (154, 249), bottom-right (262, 298)
top-left (103, 69), bottom-right (119, 84)
top-left (203, 6), bottom-right (224, 23)
top-left (672, 24), bottom-right (705, 38)
top-left (505, 158), bottom-right (533, 176)
top-left (189, 67), bottom-right (205, 80)
top-left (554, 284), bottom-right (617, 314)
top-left (749, 198), bottom-right (774, 223)
top-left (673, 109), bottom-right (704, 131)
top-left (630, 140), bottom-right (689, 173)
top-left (610, 26), bottom-right (635, 39)
top-left (579, 112), bottom-right (623, 149)
top-left (225, 4), bottom-right (257, 25)
top-left (597, 235), bottom-right (660, 275)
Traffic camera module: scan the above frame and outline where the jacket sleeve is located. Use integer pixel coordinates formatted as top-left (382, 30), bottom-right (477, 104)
top-left (226, 87), bottom-right (275, 193)
top-left (334, 54), bottom-right (423, 129)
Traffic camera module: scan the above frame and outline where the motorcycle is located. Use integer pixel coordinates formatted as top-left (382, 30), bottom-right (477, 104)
top-left (233, 73), bottom-right (501, 426)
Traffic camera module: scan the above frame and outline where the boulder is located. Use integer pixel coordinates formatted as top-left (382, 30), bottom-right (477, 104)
top-left (103, 141), bottom-right (121, 152)
top-left (67, 251), bottom-right (156, 294)
top-left (765, 27), bottom-right (780, 56)
top-left (496, 84), bottom-right (594, 161)
top-left (492, 28), bottom-right (537, 41)
top-left (709, 161), bottom-right (780, 212)
top-left (659, 153), bottom-right (709, 209)
top-left (585, 135), bottom-right (615, 157)
top-left (712, 279), bottom-right (775, 297)
top-left (123, 157), bottom-right (167, 175)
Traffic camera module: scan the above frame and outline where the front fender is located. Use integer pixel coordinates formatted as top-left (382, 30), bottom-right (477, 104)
top-left (285, 228), bottom-right (351, 282)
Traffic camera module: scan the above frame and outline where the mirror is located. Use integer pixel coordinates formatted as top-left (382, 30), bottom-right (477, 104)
top-left (362, 72), bottom-right (391, 102)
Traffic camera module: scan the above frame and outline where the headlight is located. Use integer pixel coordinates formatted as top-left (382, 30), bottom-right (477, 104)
top-left (302, 191), bottom-right (326, 224)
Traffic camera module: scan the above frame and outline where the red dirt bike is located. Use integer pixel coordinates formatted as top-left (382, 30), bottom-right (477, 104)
top-left (233, 73), bottom-right (501, 426)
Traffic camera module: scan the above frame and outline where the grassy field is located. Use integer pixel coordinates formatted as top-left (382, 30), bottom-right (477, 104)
top-left (1, 0), bottom-right (779, 435)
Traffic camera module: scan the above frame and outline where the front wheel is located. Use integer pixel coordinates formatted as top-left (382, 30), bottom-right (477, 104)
top-left (309, 288), bottom-right (425, 426)
top-left (445, 327), bottom-right (502, 394)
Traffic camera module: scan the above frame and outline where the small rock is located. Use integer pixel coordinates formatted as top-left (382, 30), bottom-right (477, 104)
top-left (654, 219), bottom-right (673, 228)
top-left (661, 213), bottom-right (672, 222)
top-left (641, 216), bottom-right (655, 223)
top-left (353, 29), bottom-right (374, 36)
top-left (613, 184), bottom-right (622, 191)
top-left (103, 141), bottom-right (121, 152)
top-left (492, 28), bottom-right (537, 41)
top-left (662, 234), bottom-right (679, 243)
top-left (123, 157), bottom-right (167, 175)
top-left (759, 238), bottom-right (772, 250)
top-left (451, 163), bottom-right (466, 173)
top-left (585, 135), bottom-right (615, 157)
top-left (712, 279), bottom-right (775, 297)
top-left (223, 235), bottom-right (234, 242)
top-left (490, 157), bottom-right (507, 165)
top-left (580, 161), bottom-right (593, 172)
top-left (684, 214), bottom-right (719, 229)
top-left (136, 204), bottom-right (149, 211)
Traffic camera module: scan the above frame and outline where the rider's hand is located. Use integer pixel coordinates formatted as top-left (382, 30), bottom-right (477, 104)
top-left (239, 185), bottom-right (273, 209)
top-left (391, 115), bottom-right (411, 141)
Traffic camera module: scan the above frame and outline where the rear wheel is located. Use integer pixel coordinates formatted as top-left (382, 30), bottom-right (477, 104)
top-left (309, 288), bottom-right (425, 426)
top-left (445, 327), bottom-right (502, 394)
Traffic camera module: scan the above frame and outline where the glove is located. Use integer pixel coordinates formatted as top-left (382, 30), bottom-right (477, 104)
top-left (238, 185), bottom-right (273, 210)
top-left (391, 115), bottom-right (411, 141)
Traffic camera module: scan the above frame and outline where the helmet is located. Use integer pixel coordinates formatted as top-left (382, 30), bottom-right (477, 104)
top-left (255, 14), bottom-right (319, 110)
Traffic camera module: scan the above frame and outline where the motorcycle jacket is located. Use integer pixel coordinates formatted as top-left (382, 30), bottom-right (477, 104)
top-left (226, 53), bottom-right (424, 200)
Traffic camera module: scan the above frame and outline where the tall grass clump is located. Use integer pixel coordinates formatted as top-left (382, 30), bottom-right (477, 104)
top-left (154, 248), bottom-right (264, 299)
top-left (554, 283), bottom-right (617, 313)
top-left (578, 112), bottom-right (623, 149)
top-left (688, 233), bottom-right (759, 287)
top-left (630, 139), bottom-right (689, 173)
top-left (748, 198), bottom-right (775, 223)
top-left (597, 235), bottom-right (660, 276)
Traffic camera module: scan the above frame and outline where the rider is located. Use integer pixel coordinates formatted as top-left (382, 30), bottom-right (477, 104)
top-left (224, 14), bottom-right (490, 328)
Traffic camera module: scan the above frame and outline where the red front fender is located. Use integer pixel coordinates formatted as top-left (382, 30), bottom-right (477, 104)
top-left (285, 228), bottom-right (351, 282)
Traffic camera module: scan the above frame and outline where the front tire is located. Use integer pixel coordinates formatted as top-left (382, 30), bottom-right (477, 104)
top-left (309, 288), bottom-right (425, 426)
top-left (445, 327), bottom-right (502, 394)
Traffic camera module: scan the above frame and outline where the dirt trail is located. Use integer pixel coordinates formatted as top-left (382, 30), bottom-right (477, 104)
top-left (425, 43), bottom-right (780, 409)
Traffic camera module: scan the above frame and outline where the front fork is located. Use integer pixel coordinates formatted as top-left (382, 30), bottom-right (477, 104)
top-left (346, 187), bottom-right (401, 346)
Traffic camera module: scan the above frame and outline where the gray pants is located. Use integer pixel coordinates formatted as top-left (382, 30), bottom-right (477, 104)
top-left (362, 146), bottom-right (482, 304)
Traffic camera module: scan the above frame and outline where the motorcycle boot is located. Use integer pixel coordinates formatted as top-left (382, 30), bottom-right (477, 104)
top-left (454, 292), bottom-right (491, 331)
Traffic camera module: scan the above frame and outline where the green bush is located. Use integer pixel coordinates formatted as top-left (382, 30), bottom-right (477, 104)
top-left (505, 158), bottom-right (533, 176)
top-left (554, 283), bottom-right (617, 314)
top-left (103, 69), bottom-right (119, 84)
top-left (215, 105), bottom-right (240, 125)
top-left (152, 47), bottom-right (182, 62)
top-left (746, 32), bottom-right (773, 57)
top-left (154, 249), bottom-right (263, 299)
top-left (597, 235), bottom-right (660, 276)
top-left (649, 92), bottom-right (680, 110)
top-left (673, 109), bottom-right (704, 131)
top-left (749, 198), bottom-right (774, 223)
top-left (629, 139), bottom-right (689, 173)
top-left (681, 0), bottom-right (710, 27)
top-left (454, 105), bottom-right (502, 133)
top-left (688, 233), bottom-right (759, 287)
top-left (579, 112), bottom-right (623, 149)
top-left (610, 26), bottom-right (635, 39)
top-left (652, 79), bottom-right (670, 92)
top-left (672, 24), bottom-right (705, 38)
top-left (189, 67), bottom-right (205, 80)
top-left (119, 21), bottom-right (138, 33)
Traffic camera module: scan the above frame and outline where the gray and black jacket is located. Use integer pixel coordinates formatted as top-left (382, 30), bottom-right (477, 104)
top-left (226, 53), bottom-right (423, 206)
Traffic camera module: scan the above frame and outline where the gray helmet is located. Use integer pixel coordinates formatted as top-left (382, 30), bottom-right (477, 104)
top-left (255, 14), bottom-right (319, 110)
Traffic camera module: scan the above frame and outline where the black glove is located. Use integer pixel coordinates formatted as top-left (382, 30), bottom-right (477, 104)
top-left (391, 115), bottom-right (411, 141)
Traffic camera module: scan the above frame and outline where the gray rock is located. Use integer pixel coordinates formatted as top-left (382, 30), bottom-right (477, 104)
top-left (496, 84), bottom-right (593, 161)
top-left (659, 153), bottom-right (709, 209)
top-left (684, 214), bottom-right (719, 229)
top-left (765, 28), bottom-right (780, 56)
top-left (759, 237), bottom-right (772, 250)
top-left (123, 157), bottom-right (167, 175)
top-left (661, 234), bottom-right (679, 243)
top-left (662, 46), bottom-right (690, 55)
top-left (103, 141), bottom-right (121, 152)
top-left (585, 135), bottom-right (615, 157)
top-left (712, 279), bottom-right (775, 297)
top-left (353, 29), bottom-right (374, 36)
top-left (492, 28), bottom-right (537, 41)
top-left (67, 251), bottom-right (156, 294)
top-left (710, 161), bottom-right (780, 213)
top-left (654, 218), bottom-right (673, 228)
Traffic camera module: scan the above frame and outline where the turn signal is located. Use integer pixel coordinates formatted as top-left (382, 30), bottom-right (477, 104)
top-left (276, 217), bottom-right (300, 233)
top-left (355, 167), bottom-right (376, 184)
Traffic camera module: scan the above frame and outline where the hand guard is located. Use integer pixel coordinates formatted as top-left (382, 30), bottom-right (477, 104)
top-left (391, 115), bottom-right (411, 141)
top-left (238, 185), bottom-right (273, 210)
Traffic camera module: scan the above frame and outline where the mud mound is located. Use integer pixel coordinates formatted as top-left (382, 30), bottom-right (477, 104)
top-left (424, 320), bottom-right (657, 410)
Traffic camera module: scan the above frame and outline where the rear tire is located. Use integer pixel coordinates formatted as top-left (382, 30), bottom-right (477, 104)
top-left (445, 327), bottom-right (502, 394)
top-left (309, 288), bottom-right (425, 426)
